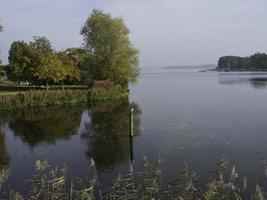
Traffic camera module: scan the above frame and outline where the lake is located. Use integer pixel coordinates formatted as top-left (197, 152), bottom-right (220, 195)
top-left (1, 66), bottom-right (267, 194)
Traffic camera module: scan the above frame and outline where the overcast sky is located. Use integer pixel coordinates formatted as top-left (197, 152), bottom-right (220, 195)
top-left (1, 0), bottom-right (267, 66)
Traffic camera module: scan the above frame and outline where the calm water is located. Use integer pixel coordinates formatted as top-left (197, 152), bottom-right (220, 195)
top-left (1, 67), bottom-right (267, 194)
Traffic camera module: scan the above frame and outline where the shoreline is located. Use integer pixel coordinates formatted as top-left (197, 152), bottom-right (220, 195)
top-left (0, 89), bottom-right (129, 111)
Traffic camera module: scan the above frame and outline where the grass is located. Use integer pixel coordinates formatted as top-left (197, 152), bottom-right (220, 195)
top-left (1, 158), bottom-right (267, 200)
top-left (0, 81), bottom-right (129, 110)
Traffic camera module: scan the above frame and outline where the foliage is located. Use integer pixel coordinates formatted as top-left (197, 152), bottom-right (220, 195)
top-left (8, 41), bottom-right (39, 83)
top-left (65, 47), bottom-right (93, 85)
top-left (7, 37), bottom-right (81, 86)
top-left (217, 53), bottom-right (267, 71)
top-left (0, 20), bottom-right (3, 66)
top-left (0, 83), bottom-right (129, 110)
top-left (0, 90), bottom-right (88, 110)
top-left (0, 65), bottom-right (6, 79)
top-left (89, 80), bottom-right (129, 101)
top-left (57, 52), bottom-right (81, 83)
top-left (29, 36), bottom-right (53, 53)
top-left (35, 52), bottom-right (66, 84)
top-left (81, 9), bottom-right (139, 88)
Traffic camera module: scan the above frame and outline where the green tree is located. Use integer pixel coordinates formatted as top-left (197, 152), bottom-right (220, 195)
top-left (0, 66), bottom-right (5, 80)
top-left (8, 37), bottom-right (81, 87)
top-left (65, 48), bottom-right (92, 85)
top-left (0, 23), bottom-right (5, 79)
top-left (34, 52), bottom-right (65, 87)
top-left (57, 52), bottom-right (81, 84)
top-left (250, 53), bottom-right (267, 70)
top-left (81, 10), bottom-right (139, 88)
top-left (0, 21), bottom-right (3, 66)
top-left (35, 52), bottom-right (80, 88)
top-left (8, 41), bottom-right (39, 83)
top-left (30, 36), bottom-right (53, 53)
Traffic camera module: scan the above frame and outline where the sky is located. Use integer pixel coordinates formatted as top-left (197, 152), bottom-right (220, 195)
top-left (0, 0), bottom-right (267, 67)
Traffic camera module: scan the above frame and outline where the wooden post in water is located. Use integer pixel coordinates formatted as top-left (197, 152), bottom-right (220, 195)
top-left (129, 108), bottom-right (134, 137)
top-left (129, 108), bottom-right (134, 163)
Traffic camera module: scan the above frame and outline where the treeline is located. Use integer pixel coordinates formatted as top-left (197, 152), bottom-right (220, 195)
top-left (0, 9), bottom-right (139, 90)
top-left (217, 53), bottom-right (267, 71)
top-left (5, 37), bottom-right (81, 87)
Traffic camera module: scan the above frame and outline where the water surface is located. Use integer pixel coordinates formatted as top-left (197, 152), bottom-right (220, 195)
top-left (1, 66), bottom-right (267, 194)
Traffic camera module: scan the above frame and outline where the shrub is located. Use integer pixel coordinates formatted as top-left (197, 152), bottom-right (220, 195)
top-left (0, 90), bottom-right (87, 110)
top-left (88, 80), bottom-right (129, 101)
top-left (0, 82), bottom-right (129, 110)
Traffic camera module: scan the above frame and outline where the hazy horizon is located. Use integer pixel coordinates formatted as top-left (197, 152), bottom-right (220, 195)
top-left (1, 0), bottom-right (267, 66)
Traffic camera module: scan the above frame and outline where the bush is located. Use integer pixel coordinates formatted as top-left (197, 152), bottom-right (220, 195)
top-left (0, 90), bottom-right (88, 110)
top-left (0, 82), bottom-right (129, 110)
top-left (88, 80), bottom-right (129, 101)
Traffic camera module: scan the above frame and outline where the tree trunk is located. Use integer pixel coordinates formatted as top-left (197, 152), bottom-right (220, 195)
top-left (46, 81), bottom-right (49, 91)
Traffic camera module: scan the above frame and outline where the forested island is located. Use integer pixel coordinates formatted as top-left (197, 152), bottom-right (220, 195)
top-left (216, 53), bottom-right (267, 71)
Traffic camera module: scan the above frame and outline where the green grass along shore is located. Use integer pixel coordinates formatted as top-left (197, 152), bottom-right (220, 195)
top-left (0, 86), bottom-right (129, 111)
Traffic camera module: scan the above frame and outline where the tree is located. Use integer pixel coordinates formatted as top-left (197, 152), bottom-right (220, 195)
top-left (65, 48), bottom-right (92, 85)
top-left (8, 41), bottom-right (39, 83)
top-left (57, 52), bottom-right (81, 83)
top-left (30, 36), bottom-right (53, 53)
top-left (8, 37), bottom-right (81, 87)
top-left (0, 21), bottom-right (3, 66)
top-left (217, 53), bottom-right (267, 71)
top-left (81, 10), bottom-right (139, 88)
top-left (34, 52), bottom-right (65, 87)
top-left (250, 53), bottom-right (267, 70)
top-left (0, 22), bottom-right (4, 79)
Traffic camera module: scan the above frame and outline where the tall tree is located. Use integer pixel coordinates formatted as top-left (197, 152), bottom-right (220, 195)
top-left (0, 21), bottom-right (3, 66)
top-left (0, 22), bottom-right (4, 79)
top-left (64, 48), bottom-right (92, 84)
top-left (81, 10), bottom-right (139, 88)
top-left (57, 52), bottom-right (81, 83)
top-left (8, 37), bottom-right (81, 87)
top-left (30, 36), bottom-right (53, 53)
top-left (34, 52), bottom-right (65, 87)
top-left (8, 41), bottom-right (39, 83)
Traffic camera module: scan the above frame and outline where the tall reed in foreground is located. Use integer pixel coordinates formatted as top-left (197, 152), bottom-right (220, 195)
top-left (1, 158), bottom-right (266, 200)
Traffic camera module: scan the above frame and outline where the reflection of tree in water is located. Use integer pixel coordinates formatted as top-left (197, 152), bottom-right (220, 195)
top-left (250, 78), bottom-right (267, 89)
top-left (0, 112), bottom-right (10, 128)
top-left (82, 100), bottom-right (141, 170)
top-left (0, 132), bottom-right (9, 191)
top-left (8, 107), bottom-right (84, 146)
top-left (218, 76), bottom-right (267, 89)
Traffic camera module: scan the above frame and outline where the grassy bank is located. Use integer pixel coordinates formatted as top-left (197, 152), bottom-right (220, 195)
top-left (0, 83), bottom-right (129, 110)
top-left (0, 158), bottom-right (266, 200)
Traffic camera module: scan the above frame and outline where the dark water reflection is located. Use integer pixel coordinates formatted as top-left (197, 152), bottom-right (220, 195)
top-left (218, 74), bottom-right (267, 89)
top-left (82, 101), bottom-right (141, 170)
top-left (8, 108), bottom-right (83, 146)
top-left (0, 99), bottom-right (141, 194)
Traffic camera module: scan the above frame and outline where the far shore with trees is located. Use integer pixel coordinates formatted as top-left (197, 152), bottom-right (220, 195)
top-left (0, 10), bottom-right (139, 110)
top-left (216, 53), bottom-right (267, 71)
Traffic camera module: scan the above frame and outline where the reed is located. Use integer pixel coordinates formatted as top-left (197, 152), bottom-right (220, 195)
top-left (0, 82), bottom-right (129, 110)
top-left (1, 158), bottom-right (266, 200)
